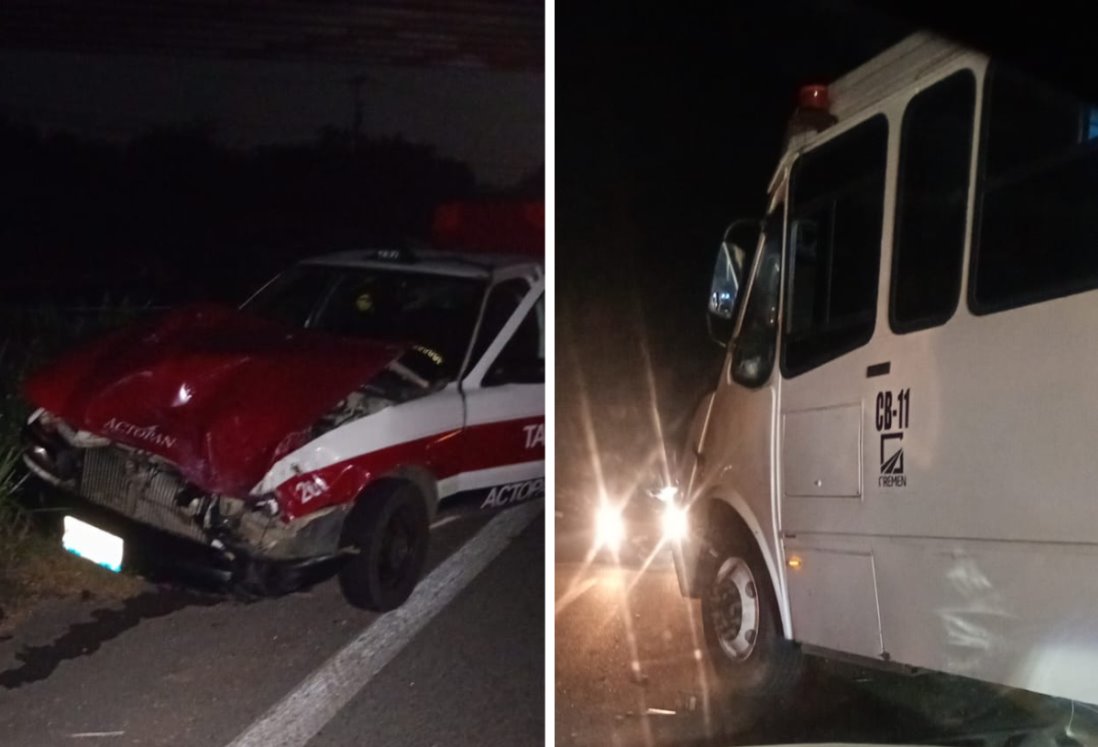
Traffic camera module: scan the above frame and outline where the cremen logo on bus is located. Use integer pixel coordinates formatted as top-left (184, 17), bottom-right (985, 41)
top-left (879, 432), bottom-right (905, 487)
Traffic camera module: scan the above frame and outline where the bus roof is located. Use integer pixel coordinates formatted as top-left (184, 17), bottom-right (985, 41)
top-left (828, 33), bottom-right (970, 121)
top-left (770, 33), bottom-right (975, 194)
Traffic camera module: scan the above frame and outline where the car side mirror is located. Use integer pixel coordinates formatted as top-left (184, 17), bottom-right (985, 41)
top-left (707, 219), bottom-right (759, 348)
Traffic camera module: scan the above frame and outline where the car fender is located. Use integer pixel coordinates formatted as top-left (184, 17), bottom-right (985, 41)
top-left (254, 388), bottom-right (464, 519)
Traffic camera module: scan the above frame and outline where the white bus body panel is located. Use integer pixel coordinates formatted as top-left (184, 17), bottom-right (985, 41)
top-left (687, 36), bottom-right (1098, 705)
top-left (694, 365), bottom-right (785, 613)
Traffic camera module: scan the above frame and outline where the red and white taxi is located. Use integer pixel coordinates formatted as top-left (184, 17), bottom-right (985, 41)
top-left (22, 247), bottom-right (544, 610)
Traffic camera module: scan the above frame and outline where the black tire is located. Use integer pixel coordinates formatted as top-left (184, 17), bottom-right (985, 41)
top-left (338, 481), bottom-right (429, 611)
top-left (700, 523), bottom-right (803, 698)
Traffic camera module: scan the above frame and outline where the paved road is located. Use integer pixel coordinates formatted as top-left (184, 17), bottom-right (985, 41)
top-left (555, 512), bottom-right (1093, 747)
top-left (0, 503), bottom-right (544, 746)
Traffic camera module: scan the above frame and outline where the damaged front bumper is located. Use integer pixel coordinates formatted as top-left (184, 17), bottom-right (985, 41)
top-left (23, 410), bottom-right (349, 581)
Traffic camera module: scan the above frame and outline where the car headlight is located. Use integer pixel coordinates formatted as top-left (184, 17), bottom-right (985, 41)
top-left (655, 485), bottom-right (679, 503)
top-left (661, 503), bottom-right (689, 543)
top-left (595, 502), bottom-right (625, 552)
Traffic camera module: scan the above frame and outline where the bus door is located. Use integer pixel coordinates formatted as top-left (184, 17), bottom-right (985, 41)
top-left (777, 114), bottom-right (890, 659)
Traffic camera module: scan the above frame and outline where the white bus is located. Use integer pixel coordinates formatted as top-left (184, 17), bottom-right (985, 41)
top-left (673, 32), bottom-right (1098, 704)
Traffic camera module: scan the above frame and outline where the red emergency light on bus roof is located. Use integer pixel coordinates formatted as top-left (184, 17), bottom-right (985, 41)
top-left (783, 83), bottom-right (837, 146)
top-left (798, 84), bottom-right (830, 112)
top-left (431, 199), bottom-right (544, 258)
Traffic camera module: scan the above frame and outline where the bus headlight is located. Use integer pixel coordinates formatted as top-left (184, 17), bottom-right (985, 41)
top-left (595, 503), bottom-right (625, 552)
top-left (661, 503), bottom-right (688, 543)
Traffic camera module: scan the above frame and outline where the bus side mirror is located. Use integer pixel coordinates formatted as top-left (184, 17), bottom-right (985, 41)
top-left (707, 219), bottom-right (758, 348)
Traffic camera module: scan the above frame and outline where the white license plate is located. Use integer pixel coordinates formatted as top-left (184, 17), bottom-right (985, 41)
top-left (62, 516), bottom-right (123, 573)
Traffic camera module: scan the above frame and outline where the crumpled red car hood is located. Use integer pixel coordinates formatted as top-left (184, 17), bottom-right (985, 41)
top-left (24, 303), bottom-right (403, 496)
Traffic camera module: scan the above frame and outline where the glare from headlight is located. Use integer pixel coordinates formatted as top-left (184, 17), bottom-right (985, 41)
top-left (656, 485), bottom-right (679, 503)
top-left (595, 503), bottom-right (625, 552)
top-left (661, 504), bottom-right (689, 543)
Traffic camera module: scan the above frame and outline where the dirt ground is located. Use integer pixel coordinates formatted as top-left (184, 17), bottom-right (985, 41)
top-left (0, 534), bottom-right (144, 637)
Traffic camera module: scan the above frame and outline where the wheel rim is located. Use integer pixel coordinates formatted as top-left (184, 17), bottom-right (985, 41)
top-left (708, 556), bottom-right (760, 661)
top-left (377, 506), bottom-right (419, 590)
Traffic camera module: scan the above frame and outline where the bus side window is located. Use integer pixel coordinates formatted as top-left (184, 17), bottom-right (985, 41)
top-left (891, 70), bottom-right (976, 332)
top-left (971, 63), bottom-right (1098, 312)
top-left (782, 115), bottom-right (888, 378)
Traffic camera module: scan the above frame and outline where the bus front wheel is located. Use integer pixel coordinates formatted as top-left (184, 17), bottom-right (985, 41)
top-left (700, 531), bottom-right (803, 697)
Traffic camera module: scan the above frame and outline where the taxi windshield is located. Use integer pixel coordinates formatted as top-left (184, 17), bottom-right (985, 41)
top-left (244, 265), bottom-right (487, 378)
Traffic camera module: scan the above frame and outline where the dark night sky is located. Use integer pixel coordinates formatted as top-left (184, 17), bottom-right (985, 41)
top-left (0, 3), bottom-right (544, 304)
top-left (554, 0), bottom-right (1098, 505)
top-left (556, 2), bottom-right (911, 502)
top-left (0, 50), bottom-right (543, 188)
top-left (0, 1), bottom-right (544, 188)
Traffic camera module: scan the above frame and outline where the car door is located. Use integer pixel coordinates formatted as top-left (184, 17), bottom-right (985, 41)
top-left (446, 273), bottom-right (545, 509)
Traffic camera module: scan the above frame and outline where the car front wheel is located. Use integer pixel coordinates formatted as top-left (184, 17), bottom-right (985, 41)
top-left (338, 481), bottom-right (430, 611)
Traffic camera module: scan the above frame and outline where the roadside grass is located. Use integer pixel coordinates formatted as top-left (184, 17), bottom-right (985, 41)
top-left (0, 442), bottom-right (31, 569)
top-left (0, 299), bottom-right (149, 630)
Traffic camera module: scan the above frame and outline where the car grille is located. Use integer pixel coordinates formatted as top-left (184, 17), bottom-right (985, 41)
top-left (80, 447), bottom-right (206, 543)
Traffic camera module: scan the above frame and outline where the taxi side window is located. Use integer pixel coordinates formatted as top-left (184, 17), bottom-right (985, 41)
top-left (469, 279), bottom-right (530, 367)
top-left (782, 114), bottom-right (888, 377)
top-left (484, 293), bottom-right (544, 386)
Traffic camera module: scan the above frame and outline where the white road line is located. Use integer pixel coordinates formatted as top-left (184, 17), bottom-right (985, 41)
top-left (225, 500), bottom-right (542, 747)
top-left (428, 514), bottom-right (462, 530)
top-left (67, 733), bottom-right (125, 739)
